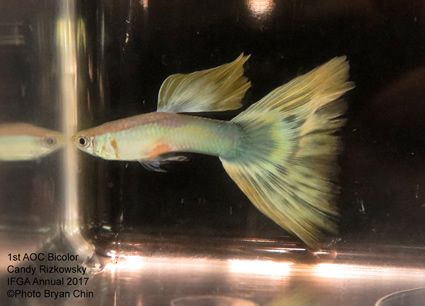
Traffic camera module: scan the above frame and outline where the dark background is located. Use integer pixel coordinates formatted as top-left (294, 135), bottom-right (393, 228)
top-left (2, 0), bottom-right (422, 250)
top-left (76, 0), bottom-right (425, 248)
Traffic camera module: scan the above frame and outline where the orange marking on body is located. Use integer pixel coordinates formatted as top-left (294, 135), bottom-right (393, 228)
top-left (147, 144), bottom-right (172, 159)
top-left (110, 139), bottom-right (119, 158)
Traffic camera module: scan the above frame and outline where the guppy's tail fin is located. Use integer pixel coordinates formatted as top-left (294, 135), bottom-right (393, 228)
top-left (220, 57), bottom-right (354, 248)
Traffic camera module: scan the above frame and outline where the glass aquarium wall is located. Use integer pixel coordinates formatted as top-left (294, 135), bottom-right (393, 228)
top-left (0, 0), bottom-right (63, 258)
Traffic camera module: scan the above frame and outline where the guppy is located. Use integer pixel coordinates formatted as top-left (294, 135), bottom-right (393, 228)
top-left (73, 54), bottom-right (354, 248)
top-left (0, 123), bottom-right (64, 161)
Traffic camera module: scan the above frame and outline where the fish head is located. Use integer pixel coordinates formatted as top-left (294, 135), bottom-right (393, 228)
top-left (0, 123), bottom-right (65, 160)
top-left (38, 131), bottom-right (66, 156)
top-left (72, 131), bottom-right (95, 156)
top-left (72, 130), bottom-right (118, 160)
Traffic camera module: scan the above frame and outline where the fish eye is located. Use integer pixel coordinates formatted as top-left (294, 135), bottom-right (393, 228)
top-left (44, 136), bottom-right (57, 146)
top-left (78, 135), bottom-right (90, 148)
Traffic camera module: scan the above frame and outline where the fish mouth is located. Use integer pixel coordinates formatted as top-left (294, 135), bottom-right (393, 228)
top-left (70, 134), bottom-right (78, 143)
top-left (71, 134), bottom-right (83, 149)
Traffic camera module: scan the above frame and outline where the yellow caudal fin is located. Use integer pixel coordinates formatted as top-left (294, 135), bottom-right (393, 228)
top-left (220, 57), bottom-right (354, 248)
top-left (157, 53), bottom-right (251, 113)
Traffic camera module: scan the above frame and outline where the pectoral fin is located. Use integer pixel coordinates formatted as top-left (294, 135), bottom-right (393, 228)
top-left (139, 159), bottom-right (166, 172)
top-left (138, 155), bottom-right (188, 172)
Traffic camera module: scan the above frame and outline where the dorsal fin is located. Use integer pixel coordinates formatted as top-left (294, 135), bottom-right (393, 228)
top-left (157, 53), bottom-right (251, 113)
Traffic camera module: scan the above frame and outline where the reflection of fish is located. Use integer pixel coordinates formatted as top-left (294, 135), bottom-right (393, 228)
top-left (0, 123), bottom-right (64, 161)
top-left (73, 54), bottom-right (354, 248)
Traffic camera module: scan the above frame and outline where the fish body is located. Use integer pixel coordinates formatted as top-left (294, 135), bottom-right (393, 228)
top-left (74, 54), bottom-right (354, 248)
top-left (0, 123), bottom-right (64, 161)
top-left (73, 112), bottom-right (242, 161)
